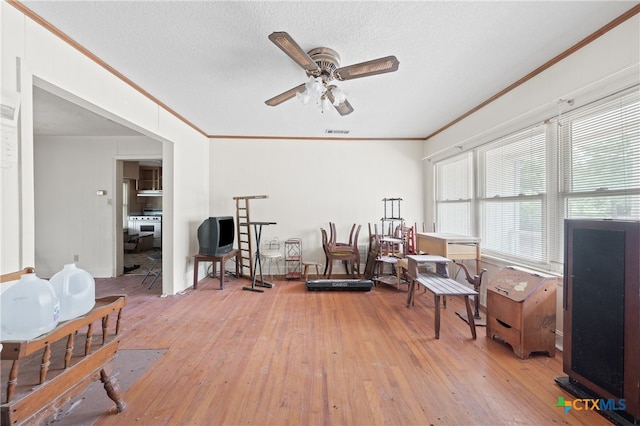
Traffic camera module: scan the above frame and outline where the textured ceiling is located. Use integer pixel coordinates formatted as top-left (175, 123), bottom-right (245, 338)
top-left (19, 1), bottom-right (639, 139)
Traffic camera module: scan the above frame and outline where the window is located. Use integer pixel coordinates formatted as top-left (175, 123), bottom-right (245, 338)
top-left (555, 89), bottom-right (640, 263)
top-left (433, 85), bottom-right (639, 271)
top-left (559, 90), bottom-right (640, 220)
top-left (435, 152), bottom-right (473, 236)
top-left (123, 179), bottom-right (130, 226)
top-left (479, 127), bottom-right (546, 263)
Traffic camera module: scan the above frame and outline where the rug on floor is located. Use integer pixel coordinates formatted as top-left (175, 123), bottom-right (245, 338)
top-left (45, 348), bottom-right (166, 425)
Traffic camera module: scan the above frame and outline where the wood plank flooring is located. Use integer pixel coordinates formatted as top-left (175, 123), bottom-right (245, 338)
top-left (93, 274), bottom-right (611, 426)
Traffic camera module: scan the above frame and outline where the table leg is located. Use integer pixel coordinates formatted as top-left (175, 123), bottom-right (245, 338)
top-left (406, 279), bottom-right (415, 307)
top-left (100, 366), bottom-right (126, 412)
top-left (193, 258), bottom-right (199, 289)
top-left (243, 224), bottom-right (272, 292)
top-left (464, 295), bottom-right (477, 339)
top-left (235, 251), bottom-right (240, 279)
top-left (219, 258), bottom-right (224, 289)
top-left (434, 294), bottom-right (441, 339)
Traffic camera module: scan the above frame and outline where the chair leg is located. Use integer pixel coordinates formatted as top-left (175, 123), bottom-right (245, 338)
top-left (141, 257), bottom-right (161, 289)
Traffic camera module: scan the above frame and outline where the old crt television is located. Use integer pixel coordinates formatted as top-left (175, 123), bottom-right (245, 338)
top-left (197, 216), bottom-right (235, 256)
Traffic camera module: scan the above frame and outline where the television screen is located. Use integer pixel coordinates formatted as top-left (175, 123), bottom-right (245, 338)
top-left (197, 216), bottom-right (235, 256)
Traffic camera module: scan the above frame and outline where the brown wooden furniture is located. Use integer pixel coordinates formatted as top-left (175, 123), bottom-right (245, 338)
top-left (453, 262), bottom-right (487, 326)
top-left (321, 227), bottom-right (360, 279)
top-left (415, 232), bottom-right (481, 271)
top-left (558, 219), bottom-right (639, 423)
top-left (486, 266), bottom-right (557, 359)
top-left (302, 261), bottom-right (321, 281)
top-left (193, 248), bottom-right (240, 290)
top-left (1, 268), bottom-right (127, 425)
top-left (405, 255), bottom-right (478, 339)
top-left (325, 223), bottom-right (359, 275)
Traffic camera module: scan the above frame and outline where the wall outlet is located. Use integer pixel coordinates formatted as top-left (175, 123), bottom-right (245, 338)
top-left (73, 254), bottom-right (79, 262)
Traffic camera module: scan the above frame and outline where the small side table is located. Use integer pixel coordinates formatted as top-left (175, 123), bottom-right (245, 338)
top-left (193, 248), bottom-right (240, 290)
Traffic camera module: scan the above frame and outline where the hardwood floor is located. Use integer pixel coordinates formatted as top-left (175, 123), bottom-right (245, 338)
top-left (93, 274), bottom-right (611, 426)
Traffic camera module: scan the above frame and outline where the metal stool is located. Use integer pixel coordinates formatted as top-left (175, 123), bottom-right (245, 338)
top-left (141, 253), bottom-right (162, 289)
top-left (260, 238), bottom-right (283, 281)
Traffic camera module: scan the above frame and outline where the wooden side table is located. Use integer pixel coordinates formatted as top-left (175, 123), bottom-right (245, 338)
top-left (193, 249), bottom-right (240, 290)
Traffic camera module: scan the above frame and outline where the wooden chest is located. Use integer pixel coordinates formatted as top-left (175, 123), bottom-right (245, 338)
top-left (486, 266), bottom-right (557, 359)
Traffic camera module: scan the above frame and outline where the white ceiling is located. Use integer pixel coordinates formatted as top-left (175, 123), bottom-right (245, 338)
top-left (20, 1), bottom-right (639, 139)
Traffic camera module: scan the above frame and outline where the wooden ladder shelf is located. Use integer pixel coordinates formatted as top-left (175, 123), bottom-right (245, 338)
top-left (233, 195), bottom-right (268, 278)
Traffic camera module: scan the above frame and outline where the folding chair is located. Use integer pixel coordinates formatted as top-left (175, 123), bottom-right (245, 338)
top-left (141, 253), bottom-right (162, 289)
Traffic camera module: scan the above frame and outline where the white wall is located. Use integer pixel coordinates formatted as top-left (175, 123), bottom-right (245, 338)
top-left (422, 14), bottom-right (640, 349)
top-left (34, 136), bottom-right (161, 278)
top-left (1, 3), bottom-right (209, 294)
top-left (209, 138), bottom-right (425, 275)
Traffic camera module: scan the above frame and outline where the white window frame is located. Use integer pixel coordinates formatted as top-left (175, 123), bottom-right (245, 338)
top-left (433, 84), bottom-right (639, 272)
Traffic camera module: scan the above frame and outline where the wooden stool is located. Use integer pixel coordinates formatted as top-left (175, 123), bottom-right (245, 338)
top-left (302, 261), bottom-right (321, 281)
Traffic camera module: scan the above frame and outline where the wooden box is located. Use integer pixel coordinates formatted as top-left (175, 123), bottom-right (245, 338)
top-left (486, 266), bottom-right (557, 359)
top-left (415, 232), bottom-right (480, 263)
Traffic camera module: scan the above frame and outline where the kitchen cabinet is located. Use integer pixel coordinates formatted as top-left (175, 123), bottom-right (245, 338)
top-left (123, 161), bottom-right (139, 180)
top-left (137, 166), bottom-right (162, 191)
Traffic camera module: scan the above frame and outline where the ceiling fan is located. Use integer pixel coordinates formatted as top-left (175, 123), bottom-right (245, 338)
top-left (265, 32), bottom-right (399, 116)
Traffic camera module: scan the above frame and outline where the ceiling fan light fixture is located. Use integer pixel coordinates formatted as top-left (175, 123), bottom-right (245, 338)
top-left (296, 90), bottom-right (311, 105)
top-left (297, 76), bottom-right (327, 106)
top-left (305, 77), bottom-right (326, 97)
top-left (319, 97), bottom-right (333, 113)
top-left (330, 86), bottom-right (346, 106)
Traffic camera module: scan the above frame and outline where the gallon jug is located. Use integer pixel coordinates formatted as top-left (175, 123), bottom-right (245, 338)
top-left (0, 273), bottom-right (60, 341)
top-left (50, 263), bottom-right (95, 322)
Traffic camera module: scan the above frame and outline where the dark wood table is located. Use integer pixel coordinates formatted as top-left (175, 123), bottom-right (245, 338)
top-left (193, 248), bottom-right (240, 290)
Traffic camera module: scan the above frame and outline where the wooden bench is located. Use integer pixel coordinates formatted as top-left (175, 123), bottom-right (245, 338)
top-left (1, 268), bottom-right (127, 425)
top-left (405, 256), bottom-right (478, 339)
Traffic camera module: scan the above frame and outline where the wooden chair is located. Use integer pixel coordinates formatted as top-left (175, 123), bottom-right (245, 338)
top-left (325, 223), bottom-right (358, 275)
top-left (321, 227), bottom-right (360, 279)
top-left (330, 222), bottom-right (357, 246)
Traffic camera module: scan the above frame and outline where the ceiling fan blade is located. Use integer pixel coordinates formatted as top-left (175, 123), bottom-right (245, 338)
top-left (268, 32), bottom-right (320, 73)
top-left (326, 89), bottom-right (354, 116)
top-left (335, 55), bottom-right (399, 81)
top-left (265, 83), bottom-right (305, 106)
top-left (333, 99), bottom-right (354, 116)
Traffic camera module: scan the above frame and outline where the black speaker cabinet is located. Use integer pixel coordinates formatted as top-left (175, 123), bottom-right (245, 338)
top-left (560, 219), bottom-right (640, 423)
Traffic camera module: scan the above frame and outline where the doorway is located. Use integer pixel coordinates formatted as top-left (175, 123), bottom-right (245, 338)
top-left (120, 159), bottom-right (163, 278)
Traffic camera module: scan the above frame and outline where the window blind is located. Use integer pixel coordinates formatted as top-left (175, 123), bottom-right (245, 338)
top-left (479, 127), bottom-right (546, 263)
top-left (435, 152), bottom-right (473, 235)
top-left (560, 89), bottom-right (640, 220)
top-left (432, 84), bottom-right (639, 271)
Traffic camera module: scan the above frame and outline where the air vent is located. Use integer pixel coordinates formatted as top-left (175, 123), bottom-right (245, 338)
top-left (325, 129), bottom-right (350, 135)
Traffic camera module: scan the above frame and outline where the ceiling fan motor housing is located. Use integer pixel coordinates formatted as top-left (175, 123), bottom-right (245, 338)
top-left (307, 47), bottom-right (340, 82)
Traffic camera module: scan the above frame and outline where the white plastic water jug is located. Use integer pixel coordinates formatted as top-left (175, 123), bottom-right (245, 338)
top-left (0, 273), bottom-right (60, 341)
top-left (50, 263), bottom-right (96, 321)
